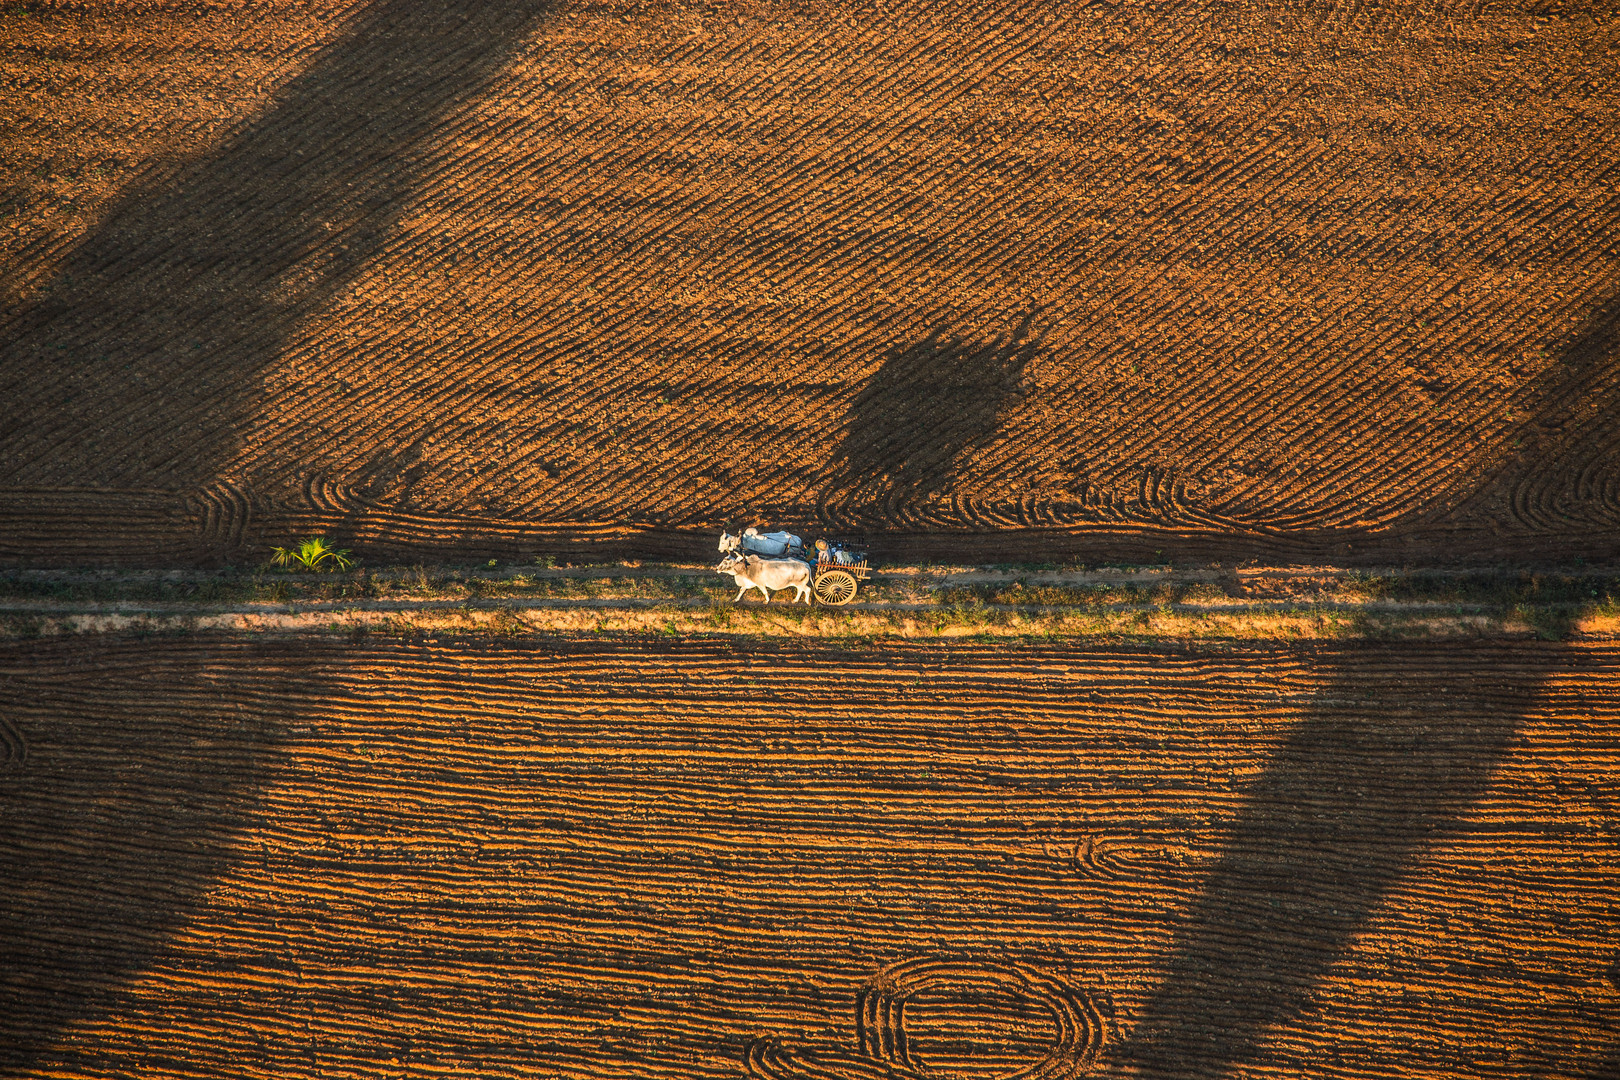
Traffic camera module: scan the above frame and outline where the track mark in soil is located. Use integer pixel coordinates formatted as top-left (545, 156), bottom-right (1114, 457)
top-left (0, 488), bottom-right (200, 565)
top-left (1062, 834), bottom-right (1171, 882)
top-left (749, 956), bottom-right (1105, 1080)
top-left (0, 714), bottom-right (26, 769)
top-left (303, 472), bottom-right (355, 516)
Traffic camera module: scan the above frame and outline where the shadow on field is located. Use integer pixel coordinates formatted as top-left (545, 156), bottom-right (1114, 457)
top-left (0, 637), bottom-right (293, 1077)
top-left (0, 0), bottom-right (554, 497)
top-left (1441, 290), bottom-right (1620, 552)
top-left (1120, 643), bottom-right (1564, 1077)
top-left (1582, 1043), bottom-right (1620, 1080)
top-left (1251, 284), bottom-right (1620, 565)
top-left (865, 288), bottom-right (1620, 568)
top-left (818, 311), bottom-right (1043, 528)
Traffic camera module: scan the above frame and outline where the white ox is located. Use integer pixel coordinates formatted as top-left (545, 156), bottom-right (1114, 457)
top-left (719, 527), bottom-right (802, 558)
top-left (716, 553), bottom-right (812, 604)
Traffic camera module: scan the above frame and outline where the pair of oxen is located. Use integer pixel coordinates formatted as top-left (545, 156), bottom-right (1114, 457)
top-left (714, 528), bottom-right (811, 604)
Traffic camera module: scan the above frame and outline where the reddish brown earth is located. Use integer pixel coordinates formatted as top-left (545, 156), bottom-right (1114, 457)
top-left (2, 633), bottom-right (1618, 1079)
top-left (1, 0), bottom-right (1617, 566)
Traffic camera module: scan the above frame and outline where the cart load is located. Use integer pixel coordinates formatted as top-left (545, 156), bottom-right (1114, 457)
top-left (718, 528), bottom-right (803, 558)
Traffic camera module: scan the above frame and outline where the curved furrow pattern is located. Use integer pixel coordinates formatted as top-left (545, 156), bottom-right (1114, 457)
top-left (0, 712), bottom-right (27, 770)
top-left (188, 479), bottom-right (258, 553)
top-left (1067, 834), bottom-right (1179, 884)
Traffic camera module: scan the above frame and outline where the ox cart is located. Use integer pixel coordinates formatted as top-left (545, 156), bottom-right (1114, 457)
top-left (718, 529), bottom-right (871, 605)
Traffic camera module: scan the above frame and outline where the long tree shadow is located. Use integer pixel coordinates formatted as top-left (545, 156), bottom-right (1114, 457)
top-left (1173, 286), bottom-right (1620, 565)
top-left (817, 310), bottom-right (1044, 529)
top-left (0, 0), bottom-right (554, 1061)
top-left (0, 0), bottom-right (554, 498)
top-left (1440, 290), bottom-right (1620, 555)
top-left (0, 637), bottom-right (305, 1077)
top-left (1119, 642), bottom-right (1569, 1076)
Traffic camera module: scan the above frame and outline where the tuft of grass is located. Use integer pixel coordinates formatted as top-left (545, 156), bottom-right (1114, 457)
top-left (269, 536), bottom-right (353, 572)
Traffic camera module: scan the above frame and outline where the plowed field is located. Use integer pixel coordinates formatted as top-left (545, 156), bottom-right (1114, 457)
top-left (3, 633), bottom-right (1619, 1078)
top-left (1, 0), bottom-right (1617, 566)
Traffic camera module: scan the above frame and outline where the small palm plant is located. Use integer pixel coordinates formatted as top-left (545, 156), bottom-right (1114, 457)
top-left (268, 536), bottom-right (354, 572)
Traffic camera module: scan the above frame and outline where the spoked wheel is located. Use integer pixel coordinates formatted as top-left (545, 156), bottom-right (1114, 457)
top-left (814, 569), bottom-right (858, 606)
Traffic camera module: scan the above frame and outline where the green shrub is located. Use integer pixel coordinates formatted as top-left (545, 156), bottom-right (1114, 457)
top-left (268, 536), bottom-right (354, 572)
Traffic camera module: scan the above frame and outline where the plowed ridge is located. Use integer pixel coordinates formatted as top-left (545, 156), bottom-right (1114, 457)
top-left (2, 635), bottom-right (1618, 1079)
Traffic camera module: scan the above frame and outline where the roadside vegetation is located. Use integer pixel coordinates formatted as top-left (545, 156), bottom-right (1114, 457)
top-left (0, 560), bottom-right (1615, 642)
top-left (268, 536), bottom-right (354, 572)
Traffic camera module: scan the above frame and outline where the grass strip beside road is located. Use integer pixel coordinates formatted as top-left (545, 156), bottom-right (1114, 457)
top-left (0, 562), bottom-right (1616, 641)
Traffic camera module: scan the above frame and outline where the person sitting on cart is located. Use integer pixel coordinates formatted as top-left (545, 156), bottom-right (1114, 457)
top-left (814, 539), bottom-right (856, 565)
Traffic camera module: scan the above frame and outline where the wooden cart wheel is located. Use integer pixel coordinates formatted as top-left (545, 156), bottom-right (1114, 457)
top-left (814, 569), bottom-right (858, 606)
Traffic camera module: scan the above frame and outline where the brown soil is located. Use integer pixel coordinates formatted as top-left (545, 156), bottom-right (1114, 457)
top-left (2, 633), bottom-right (1617, 1078)
top-left (1, 0), bottom-right (1617, 567)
